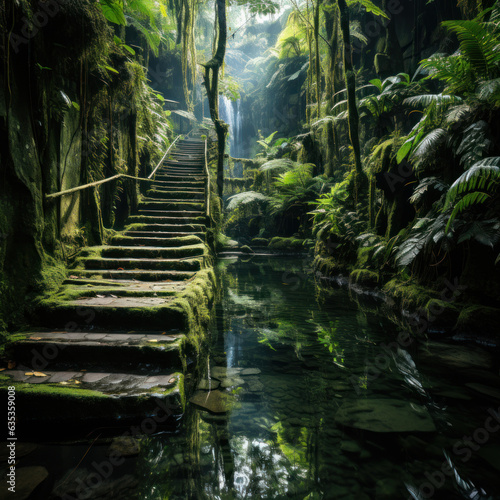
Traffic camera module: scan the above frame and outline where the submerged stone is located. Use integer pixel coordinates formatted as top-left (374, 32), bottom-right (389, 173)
top-left (107, 436), bottom-right (140, 457)
top-left (241, 368), bottom-right (261, 376)
top-left (418, 341), bottom-right (492, 370)
top-left (335, 399), bottom-right (436, 433)
top-left (189, 390), bottom-right (233, 414)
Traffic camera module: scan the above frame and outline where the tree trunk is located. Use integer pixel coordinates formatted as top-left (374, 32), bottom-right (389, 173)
top-left (337, 0), bottom-right (364, 200)
top-left (202, 0), bottom-right (228, 201)
top-left (313, 0), bottom-right (322, 119)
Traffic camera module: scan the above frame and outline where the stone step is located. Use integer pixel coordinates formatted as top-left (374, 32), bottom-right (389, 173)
top-left (34, 294), bottom-right (189, 330)
top-left (148, 185), bottom-right (205, 193)
top-left (151, 179), bottom-right (204, 187)
top-left (125, 223), bottom-right (205, 233)
top-left (137, 203), bottom-right (204, 214)
top-left (137, 209), bottom-right (203, 218)
top-left (110, 234), bottom-right (203, 247)
top-left (79, 244), bottom-right (206, 259)
top-left (130, 201), bottom-right (204, 211)
top-left (67, 269), bottom-right (196, 281)
top-left (145, 191), bottom-right (205, 201)
top-left (123, 230), bottom-right (206, 239)
top-left (154, 174), bottom-right (205, 182)
top-left (128, 212), bottom-right (206, 223)
top-left (8, 332), bottom-right (185, 370)
top-left (0, 368), bottom-right (184, 432)
top-left (77, 257), bottom-right (203, 272)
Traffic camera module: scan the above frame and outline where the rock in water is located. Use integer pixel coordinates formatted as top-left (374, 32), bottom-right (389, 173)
top-left (189, 390), bottom-right (233, 414)
top-left (107, 436), bottom-right (140, 457)
top-left (11, 466), bottom-right (48, 500)
top-left (418, 341), bottom-right (492, 370)
top-left (335, 399), bottom-right (436, 433)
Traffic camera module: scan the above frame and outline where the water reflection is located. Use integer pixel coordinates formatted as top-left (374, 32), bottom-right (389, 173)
top-left (136, 256), bottom-right (500, 500)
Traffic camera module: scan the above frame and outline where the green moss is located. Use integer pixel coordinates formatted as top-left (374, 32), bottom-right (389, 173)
top-left (251, 237), bottom-right (269, 246)
top-left (268, 237), bottom-right (306, 252)
top-left (350, 269), bottom-right (379, 287)
top-left (383, 278), bottom-right (438, 310)
top-left (456, 305), bottom-right (500, 334)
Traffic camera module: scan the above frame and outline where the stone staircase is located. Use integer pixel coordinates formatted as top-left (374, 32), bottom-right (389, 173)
top-left (1, 138), bottom-right (214, 434)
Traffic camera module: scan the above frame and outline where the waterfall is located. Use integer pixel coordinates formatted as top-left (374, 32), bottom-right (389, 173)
top-left (219, 95), bottom-right (243, 159)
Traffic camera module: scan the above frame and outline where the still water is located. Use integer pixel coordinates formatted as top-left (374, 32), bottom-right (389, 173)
top-left (16, 256), bottom-right (500, 499)
top-left (137, 256), bottom-right (500, 499)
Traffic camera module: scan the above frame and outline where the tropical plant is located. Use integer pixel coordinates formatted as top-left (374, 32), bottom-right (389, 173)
top-left (444, 156), bottom-right (500, 231)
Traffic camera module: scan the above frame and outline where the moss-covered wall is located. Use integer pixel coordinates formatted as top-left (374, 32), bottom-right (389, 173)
top-left (0, 0), bottom-right (172, 334)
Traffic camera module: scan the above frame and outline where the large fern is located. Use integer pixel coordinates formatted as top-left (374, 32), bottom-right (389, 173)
top-left (445, 157), bottom-right (500, 231)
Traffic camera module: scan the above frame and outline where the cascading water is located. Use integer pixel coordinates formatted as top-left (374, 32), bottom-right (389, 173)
top-left (219, 95), bottom-right (243, 159)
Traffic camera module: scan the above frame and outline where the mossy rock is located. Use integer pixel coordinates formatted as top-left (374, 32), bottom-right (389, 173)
top-left (268, 237), bottom-right (305, 252)
top-left (251, 237), bottom-right (269, 246)
top-left (350, 269), bottom-right (379, 287)
top-left (456, 305), bottom-right (500, 335)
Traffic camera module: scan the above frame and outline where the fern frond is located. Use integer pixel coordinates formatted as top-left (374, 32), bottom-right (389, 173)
top-left (226, 191), bottom-right (270, 211)
top-left (259, 159), bottom-right (295, 173)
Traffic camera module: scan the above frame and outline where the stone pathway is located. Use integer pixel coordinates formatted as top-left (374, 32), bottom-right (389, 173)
top-left (1, 138), bottom-right (214, 429)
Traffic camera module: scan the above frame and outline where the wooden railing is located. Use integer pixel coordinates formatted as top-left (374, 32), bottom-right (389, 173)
top-left (45, 136), bottom-right (181, 200)
top-left (147, 135), bottom-right (180, 179)
top-left (204, 138), bottom-right (210, 219)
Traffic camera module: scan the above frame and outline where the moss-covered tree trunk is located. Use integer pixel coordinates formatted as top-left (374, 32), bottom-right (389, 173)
top-left (313, 0), bottom-right (322, 120)
top-left (324, 1), bottom-right (341, 176)
top-left (202, 0), bottom-right (228, 201)
top-left (337, 0), bottom-right (364, 200)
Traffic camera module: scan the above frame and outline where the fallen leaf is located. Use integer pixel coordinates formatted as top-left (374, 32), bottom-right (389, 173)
top-left (59, 381), bottom-right (69, 385)
top-left (168, 377), bottom-right (176, 384)
top-left (8, 361), bottom-right (16, 369)
top-left (33, 372), bottom-right (48, 377)
top-left (110, 294), bottom-right (118, 298)
top-left (0, 368), bottom-right (6, 372)
top-left (148, 339), bottom-right (159, 343)
top-left (81, 369), bottom-right (87, 372)
top-left (96, 294), bottom-right (105, 298)
top-left (161, 332), bottom-right (167, 335)
top-left (117, 267), bottom-right (124, 270)
top-left (74, 380), bottom-right (81, 384)
top-left (69, 275), bottom-right (80, 279)
top-left (31, 337), bottom-right (42, 340)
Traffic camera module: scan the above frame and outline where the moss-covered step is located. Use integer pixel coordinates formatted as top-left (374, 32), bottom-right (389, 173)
top-left (8, 332), bottom-right (185, 369)
top-left (130, 201), bottom-right (204, 211)
top-left (0, 371), bottom-right (184, 434)
top-left (123, 230), bottom-right (206, 239)
top-left (148, 185), bottom-right (204, 193)
top-left (145, 189), bottom-right (204, 200)
top-left (124, 222), bottom-right (206, 233)
top-left (137, 210), bottom-right (204, 220)
top-left (151, 179), bottom-right (204, 188)
top-left (56, 284), bottom-right (183, 299)
top-left (76, 257), bottom-right (203, 272)
top-left (66, 269), bottom-right (196, 281)
top-left (110, 234), bottom-right (203, 247)
top-left (127, 214), bottom-right (206, 225)
top-left (137, 202), bottom-right (204, 214)
top-left (33, 297), bottom-right (188, 330)
top-left (78, 244), bottom-right (207, 259)
top-left (154, 174), bottom-right (205, 182)
top-left (62, 278), bottom-right (188, 292)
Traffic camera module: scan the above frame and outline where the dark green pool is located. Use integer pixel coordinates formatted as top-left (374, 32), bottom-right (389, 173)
top-left (17, 256), bottom-right (500, 499)
top-left (136, 256), bottom-right (500, 499)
